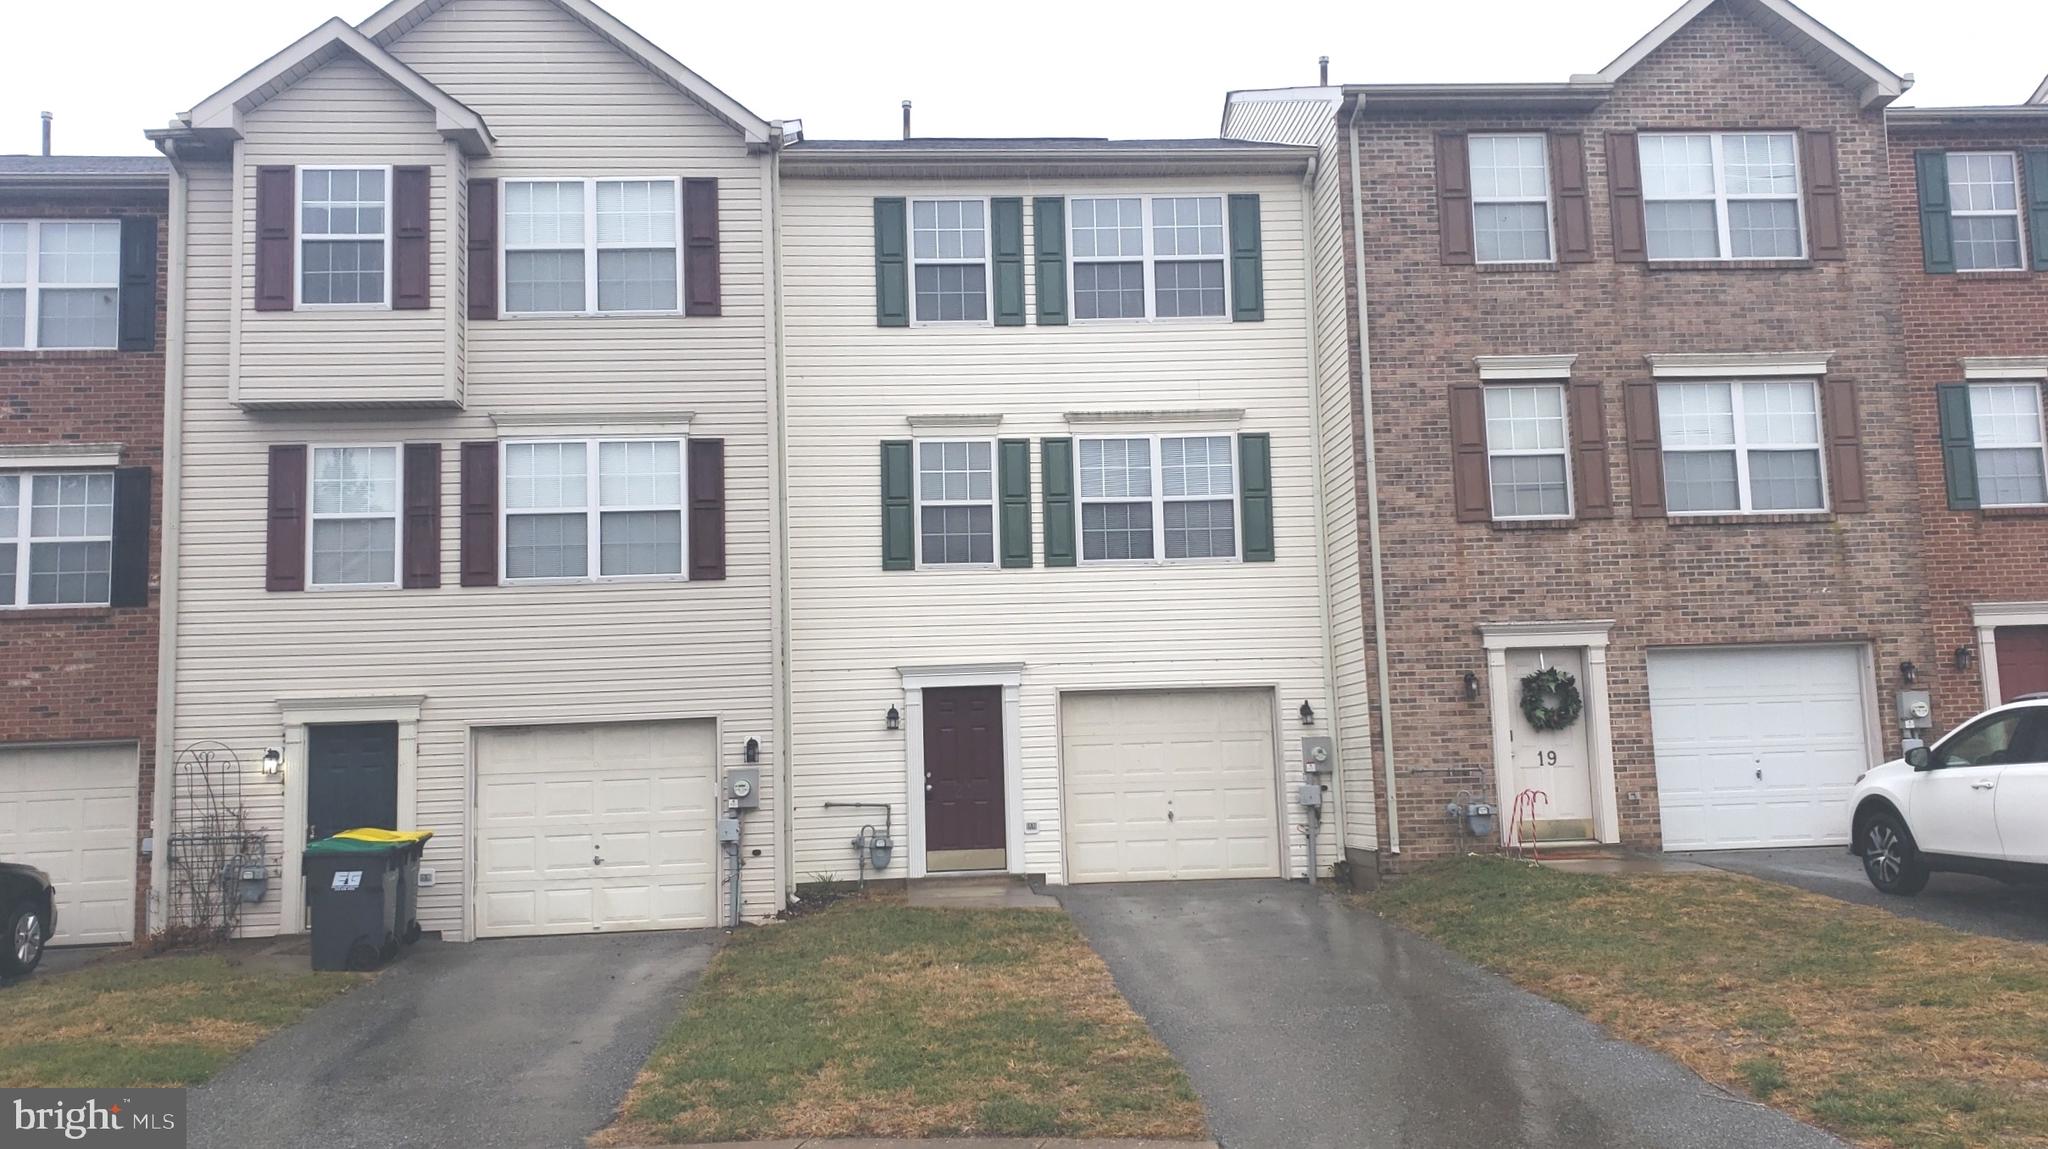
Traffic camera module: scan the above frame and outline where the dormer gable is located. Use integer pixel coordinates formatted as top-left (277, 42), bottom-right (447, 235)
top-left (1578, 0), bottom-right (1909, 110)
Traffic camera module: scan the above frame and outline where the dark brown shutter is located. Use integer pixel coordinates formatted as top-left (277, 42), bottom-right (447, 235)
top-left (1550, 131), bottom-right (1595, 264)
top-left (1822, 376), bottom-right (1867, 512)
top-left (459, 441), bottom-right (499, 586)
top-left (688, 438), bottom-right (726, 580)
top-left (1607, 132), bottom-right (1647, 263)
top-left (1623, 380), bottom-right (1665, 517)
top-left (466, 178), bottom-right (498, 320)
top-left (255, 166), bottom-right (296, 311)
top-left (1801, 129), bottom-right (1846, 261)
top-left (108, 466), bottom-right (152, 607)
top-left (392, 166), bottom-right (431, 310)
top-left (1449, 383), bottom-right (1490, 522)
top-left (266, 444), bottom-right (307, 591)
top-left (1436, 132), bottom-right (1475, 265)
top-left (683, 178), bottom-right (721, 316)
top-left (1569, 381), bottom-right (1612, 518)
top-left (402, 442), bottom-right (442, 588)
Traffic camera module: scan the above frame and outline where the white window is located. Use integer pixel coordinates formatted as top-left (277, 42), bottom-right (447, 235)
top-left (911, 198), bottom-right (988, 322)
top-left (1640, 133), bottom-right (1804, 261)
top-left (1069, 195), bottom-right (1229, 321)
top-left (502, 179), bottom-right (679, 315)
top-left (0, 220), bottom-right (120, 349)
top-left (1070, 197), bottom-right (1146, 320)
top-left (1470, 135), bottom-right (1553, 263)
top-left (308, 446), bottom-right (400, 588)
top-left (1077, 434), bottom-right (1238, 562)
top-left (1969, 382), bottom-right (2048, 506)
top-left (0, 471), bottom-right (114, 607)
top-left (299, 168), bottom-right (388, 306)
top-left (1658, 380), bottom-right (1826, 514)
top-left (1484, 385), bottom-right (1572, 518)
top-left (1948, 153), bottom-right (2027, 272)
top-left (916, 440), bottom-right (995, 566)
top-left (502, 438), bottom-right (685, 581)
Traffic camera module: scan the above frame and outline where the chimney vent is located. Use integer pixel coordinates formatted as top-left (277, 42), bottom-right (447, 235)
top-left (901, 100), bottom-right (912, 140)
top-left (41, 111), bottom-right (53, 157)
top-left (1318, 57), bottom-right (1329, 86)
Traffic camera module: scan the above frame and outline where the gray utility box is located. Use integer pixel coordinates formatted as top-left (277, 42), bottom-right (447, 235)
top-left (725, 768), bottom-right (761, 809)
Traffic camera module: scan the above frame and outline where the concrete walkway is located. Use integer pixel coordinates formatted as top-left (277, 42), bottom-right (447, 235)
top-left (1677, 846), bottom-right (2048, 943)
top-left (906, 874), bottom-right (1061, 910)
top-left (1061, 880), bottom-right (1846, 1149)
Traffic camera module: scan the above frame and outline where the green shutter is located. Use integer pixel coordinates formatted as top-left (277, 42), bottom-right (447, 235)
top-left (998, 438), bottom-right (1032, 567)
top-left (992, 197), bottom-right (1025, 326)
top-left (1033, 196), bottom-right (1067, 326)
top-left (881, 440), bottom-right (915, 568)
top-left (1041, 437), bottom-right (1076, 567)
top-left (1937, 384), bottom-right (1981, 511)
top-left (2026, 150), bottom-right (2048, 272)
top-left (1228, 193), bottom-right (1264, 322)
top-left (1915, 151), bottom-right (1955, 275)
top-left (875, 198), bottom-right (909, 326)
top-left (1239, 433), bottom-right (1274, 561)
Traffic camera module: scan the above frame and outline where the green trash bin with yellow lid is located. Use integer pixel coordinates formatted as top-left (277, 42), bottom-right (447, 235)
top-left (303, 829), bottom-right (434, 970)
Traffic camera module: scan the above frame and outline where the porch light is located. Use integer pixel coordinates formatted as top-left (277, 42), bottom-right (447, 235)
top-left (1299, 701), bottom-right (1315, 725)
top-left (744, 738), bottom-right (760, 764)
top-left (1900, 661), bottom-right (1918, 686)
top-left (886, 706), bottom-right (900, 731)
top-left (1954, 645), bottom-right (1975, 672)
top-left (261, 747), bottom-right (283, 778)
top-left (1463, 671), bottom-right (1481, 701)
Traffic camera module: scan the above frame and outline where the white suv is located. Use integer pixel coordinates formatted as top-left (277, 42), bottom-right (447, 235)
top-left (1849, 697), bottom-right (2048, 894)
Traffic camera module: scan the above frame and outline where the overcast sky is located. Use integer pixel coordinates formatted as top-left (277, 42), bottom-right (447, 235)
top-left (3, 0), bottom-right (2043, 156)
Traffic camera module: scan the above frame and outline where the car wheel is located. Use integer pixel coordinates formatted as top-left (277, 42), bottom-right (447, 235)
top-left (1863, 812), bottom-right (1930, 896)
top-left (3, 898), bottom-right (47, 977)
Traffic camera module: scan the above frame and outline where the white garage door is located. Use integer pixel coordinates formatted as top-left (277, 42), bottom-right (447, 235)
top-left (474, 721), bottom-right (717, 938)
top-left (0, 743), bottom-right (138, 945)
top-left (1649, 645), bottom-right (1873, 850)
top-left (1063, 690), bottom-right (1281, 883)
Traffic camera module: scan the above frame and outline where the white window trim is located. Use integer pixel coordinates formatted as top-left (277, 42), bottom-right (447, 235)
top-left (1659, 378), bottom-right (1830, 516)
top-left (499, 177), bottom-right (684, 318)
top-left (305, 444), bottom-right (403, 591)
top-left (1641, 132), bottom-right (1807, 262)
top-left (1482, 382), bottom-right (1575, 522)
top-left (1074, 432), bottom-right (1243, 566)
top-left (498, 436), bottom-right (690, 585)
top-left (1066, 193), bottom-right (1233, 324)
top-left (912, 436), bottom-right (999, 571)
top-left (295, 165), bottom-right (394, 311)
top-left (0, 219), bottom-right (122, 350)
top-left (1967, 380), bottom-right (2048, 508)
top-left (1468, 134), bottom-right (1557, 266)
top-left (908, 195), bottom-right (993, 327)
top-left (0, 468), bottom-right (115, 609)
top-left (1948, 151), bottom-right (2031, 273)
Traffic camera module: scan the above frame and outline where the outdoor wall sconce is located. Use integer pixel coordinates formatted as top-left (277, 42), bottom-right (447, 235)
top-left (886, 706), bottom-right (900, 731)
top-left (1954, 645), bottom-right (1975, 672)
top-left (1299, 700), bottom-right (1315, 725)
top-left (1463, 671), bottom-right (1481, 701)
top-left (1901, 661), bottom-right (1919, 686)
top-left (744, 738), bottom-right (760, 764)
top-left (261, 747), bottom-right (283, 778)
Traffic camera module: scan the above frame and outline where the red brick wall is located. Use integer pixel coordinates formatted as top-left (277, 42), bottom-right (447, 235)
top-left (1890, 122), bottom-right (2048, 727)
top-left (0, 186), bottom-right (167, 937)
top-left (1342, 6), bottom-right (1929, 866)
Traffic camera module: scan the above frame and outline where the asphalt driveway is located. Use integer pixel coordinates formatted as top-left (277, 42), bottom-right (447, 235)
top-left (188, 930), bottom-right (719, 1149)
top-left (1060, 880), bottom-right (1845, 1149)
top-left (1676, 846), bottom-right (2048, 943)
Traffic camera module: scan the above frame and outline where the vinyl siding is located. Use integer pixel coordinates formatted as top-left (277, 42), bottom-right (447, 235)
top-left (170, 0), bottom-right (779, 938)
top-left (782, 172), bottom-right (1342, 884)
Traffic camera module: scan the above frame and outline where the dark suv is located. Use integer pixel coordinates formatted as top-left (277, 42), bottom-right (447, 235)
top-left (1, 862), bottom-right (56, 977)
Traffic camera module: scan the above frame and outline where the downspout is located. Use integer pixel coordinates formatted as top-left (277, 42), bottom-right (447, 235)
top-left (767, 140), bottom-right (796, 909)
top-left (147, 149), bottom-right (189, 932)
top-left (1347, 101), bottom-right (1399, 855)
top-left (1299, 149), bottom-right (1344, 880)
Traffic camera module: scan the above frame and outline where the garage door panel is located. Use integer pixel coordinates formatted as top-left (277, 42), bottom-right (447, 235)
top-left (0, 744), bottom-right (139, 946)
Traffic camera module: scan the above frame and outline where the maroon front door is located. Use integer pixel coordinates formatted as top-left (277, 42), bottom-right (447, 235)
top-left (924, 686), bottom-right (1006, 858)
top-left (1998, 626), bottom-right (2048, 702)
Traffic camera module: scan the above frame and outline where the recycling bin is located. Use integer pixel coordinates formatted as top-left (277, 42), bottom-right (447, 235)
top-left (333, 829), bottom-right (434, 945)
top-left (303, 830), bottom-right (433, 970)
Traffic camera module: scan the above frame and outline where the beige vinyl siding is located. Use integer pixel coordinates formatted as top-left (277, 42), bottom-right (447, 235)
top-left (234, 56), bottom-right (457, 407)
top-left (171, 0), bottom-right (779, 937)
top-left (782, 173), bottom-right (1341, 884)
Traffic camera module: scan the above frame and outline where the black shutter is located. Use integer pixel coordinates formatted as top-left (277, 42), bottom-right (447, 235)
top-left (689, 438), bottom-right (726, 579)
top-left (108, 466), bottom-right (151, 607)
top-left (266, 445), bottom-right (307, 591)
top-left (684, 178), bottom-right (722, 316)
top-left (467, 178), bottom-right (499, 319)
top-left (117, 216), bottom-right (157, 350)
top-left (254, 166), bottom-right (296, 311)
top-left (402, 443), bottom-right (442, 588)
top-left (460, 442), bottom-right (499, 586)
top-left (392, 166), bottom-right (431, 309)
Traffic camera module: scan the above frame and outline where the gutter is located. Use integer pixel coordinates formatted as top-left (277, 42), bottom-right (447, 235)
top-left (1346, 100), bottom-right (1399, 856)
top-left (147, 148), bottom-right (188, 933)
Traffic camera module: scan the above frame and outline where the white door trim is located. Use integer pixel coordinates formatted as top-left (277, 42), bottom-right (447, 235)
top-left (1971, 602), bottom-right (2048, 709)
top-left (1479, 621), bottom-right (1619, 845)
top-left (276, 694), bottom-right (423, 935)
top-left (899, 664), bottom-right (1024, 880)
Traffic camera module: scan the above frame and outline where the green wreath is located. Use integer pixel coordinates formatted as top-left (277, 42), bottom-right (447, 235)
top-left (1519, 666), bottom-right (1583, 732)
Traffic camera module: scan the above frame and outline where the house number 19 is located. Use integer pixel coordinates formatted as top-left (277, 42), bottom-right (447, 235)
top-left (1533, 749), bottom-right (1558, 768)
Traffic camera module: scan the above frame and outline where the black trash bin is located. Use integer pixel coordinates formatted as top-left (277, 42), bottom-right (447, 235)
top-left (303, 837), bottom-right (406, 971)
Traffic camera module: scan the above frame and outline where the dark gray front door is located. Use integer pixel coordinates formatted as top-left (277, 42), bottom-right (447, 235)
top-left (307, 723), bottom-right (399, 841)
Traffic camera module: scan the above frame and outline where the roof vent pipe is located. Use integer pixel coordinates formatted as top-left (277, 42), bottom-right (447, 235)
top-left (901, 100), bottom-right (912, 140)
top-left (1318, 56), bottom-right (1329, 86)
top-left (41, 112), bottom-right (53, 157)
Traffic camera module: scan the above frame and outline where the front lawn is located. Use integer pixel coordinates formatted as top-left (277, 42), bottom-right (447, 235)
top-left (603, 894), bottom-right (1206, 1143)
top-left (1371, 856), bottom-right (2048, 1149)
top-left (0, 953), bottom-right (362, 1088)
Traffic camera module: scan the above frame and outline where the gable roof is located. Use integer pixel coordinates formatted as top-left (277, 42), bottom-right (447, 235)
top-left (1579, 0), bottom-right (1909, 109)
top-left (174, 17), bottom-right (493, 155)
top-left (2032, 75), bottom-right (2048, 104)
top-left (355, 0), bottom-right (773, 147)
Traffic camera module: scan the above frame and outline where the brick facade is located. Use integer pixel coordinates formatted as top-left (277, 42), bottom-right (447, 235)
top-left (0, 184), bottom-right (168, 938)
top-left (1340, 5), bottom-right (1930, 866)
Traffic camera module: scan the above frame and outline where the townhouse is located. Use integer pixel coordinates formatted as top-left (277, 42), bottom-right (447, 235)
top-left (148, 0), bottom-right (785, 939)
top-left (1230, 0), bottom-right (1936, 869)
top-left (0, 154), bottom-right (168, 946)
